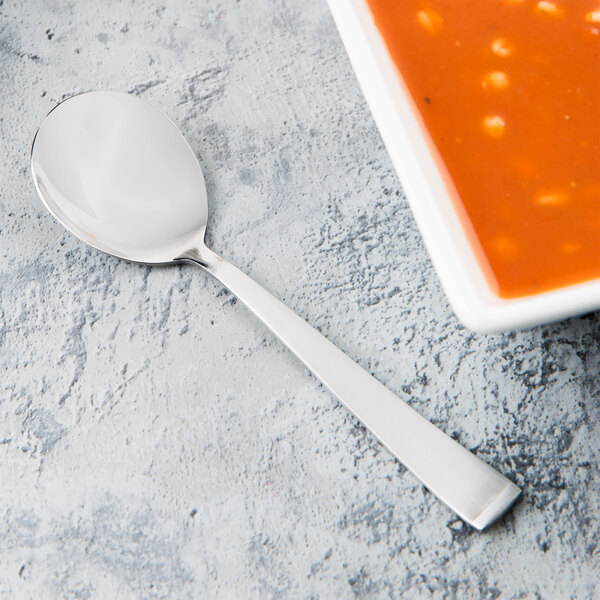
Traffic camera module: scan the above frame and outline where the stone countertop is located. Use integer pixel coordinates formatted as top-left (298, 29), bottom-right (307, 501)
top-left (0, 1), bottom-right (598, 598)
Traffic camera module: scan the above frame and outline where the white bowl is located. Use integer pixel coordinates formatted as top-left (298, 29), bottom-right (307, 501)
top-left (327, 0), bottom-right (600, 333)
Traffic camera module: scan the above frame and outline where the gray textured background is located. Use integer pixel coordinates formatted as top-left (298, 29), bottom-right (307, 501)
top-left (1, 1), bottom-right (598, 598)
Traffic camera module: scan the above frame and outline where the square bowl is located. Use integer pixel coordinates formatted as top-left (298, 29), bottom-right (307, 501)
top-left (327, 0), bottom-right (600, 333)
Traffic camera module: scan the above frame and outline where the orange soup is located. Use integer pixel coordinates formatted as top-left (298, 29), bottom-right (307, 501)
top-left (366, 1), bottom-right (600, 298)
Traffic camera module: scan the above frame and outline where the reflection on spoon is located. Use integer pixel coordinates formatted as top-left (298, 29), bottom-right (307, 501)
top-left (31, 91), bottom-right (520, 529)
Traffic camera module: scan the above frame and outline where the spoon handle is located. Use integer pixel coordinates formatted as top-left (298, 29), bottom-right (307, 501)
top-left (182, 246), bottom-right (520, 530)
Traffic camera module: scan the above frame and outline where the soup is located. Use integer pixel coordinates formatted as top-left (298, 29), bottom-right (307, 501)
top-left (366, 1), bottom-right (600, 298)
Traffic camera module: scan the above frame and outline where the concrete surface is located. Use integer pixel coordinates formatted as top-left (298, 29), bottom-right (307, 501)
top-left (0, 0), bottom-right (598, 598)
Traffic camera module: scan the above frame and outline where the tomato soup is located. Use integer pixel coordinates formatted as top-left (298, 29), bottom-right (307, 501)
top-left (366, 1), bottom-right (600, 298)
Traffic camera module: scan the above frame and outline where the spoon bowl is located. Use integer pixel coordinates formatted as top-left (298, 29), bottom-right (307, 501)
top-left (32, 91), bottom-right (208, 264)
top-left (31, 90), bottom-right (520, 530)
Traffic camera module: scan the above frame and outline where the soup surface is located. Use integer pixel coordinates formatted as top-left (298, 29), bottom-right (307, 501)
top-left (366, 0), bottom-right (600, 298)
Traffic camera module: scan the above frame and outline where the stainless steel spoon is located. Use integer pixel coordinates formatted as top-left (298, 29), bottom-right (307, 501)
top-left (31, 91), bottom-right (520, 529)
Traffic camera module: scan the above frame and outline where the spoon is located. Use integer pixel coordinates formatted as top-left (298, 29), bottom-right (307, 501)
top-left (31, 91), bottom-right (520, 529)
